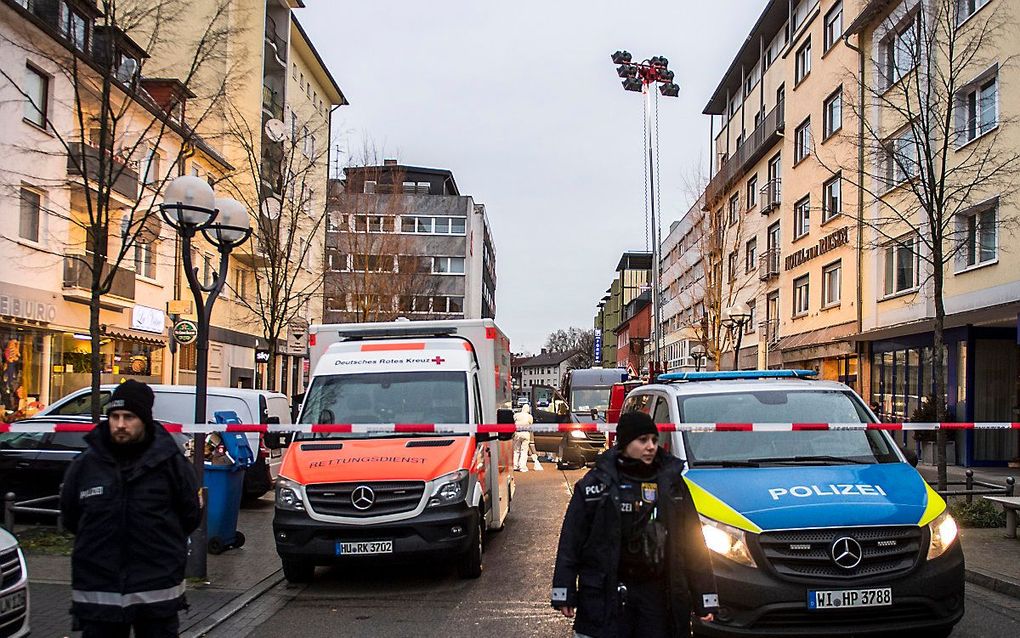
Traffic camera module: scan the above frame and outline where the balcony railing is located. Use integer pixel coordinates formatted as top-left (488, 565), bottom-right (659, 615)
top-left (264, 14), bottom-right (286, 60)
top-left (706, 100), bottom-right (785, 207)
top-left (760, 178), bottom-right (781, 214)
top-left (63, 255), bottom-right (136, 300)
top-left (759, 248), bottom-right (780, 281)
top-left (262, 85), bottom-right (283, 121)
top-left (66, 142), bottom-right (139, 201)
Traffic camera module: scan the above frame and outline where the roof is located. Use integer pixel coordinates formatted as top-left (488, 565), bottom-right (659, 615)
top-left (517, 349), bottom-right (579, 368)
top-left (703, 0), bottom-right (789, 115)
top-left (344, 163), bottom-right (461, 195)
top-left (845, 0), bottom-right (897, 36)
top-left (642, 378), bottom-right (854, 397)
top-left (616, 251), bottom-right (652, 272)
top-left (291, 16), bottom-right (348, 106)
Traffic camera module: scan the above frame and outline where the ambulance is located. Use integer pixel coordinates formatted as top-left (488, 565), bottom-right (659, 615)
top-left (620, 371), bottom-right (964, 637)
top-left (271, 319), bottom-right (514, 582)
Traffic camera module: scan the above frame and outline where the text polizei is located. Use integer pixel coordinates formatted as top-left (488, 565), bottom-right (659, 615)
top-left (768, 483), bottom-right (888, 501)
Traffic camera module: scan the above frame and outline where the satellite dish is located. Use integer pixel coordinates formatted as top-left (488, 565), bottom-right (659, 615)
top-left (265, 118), bottom-right (287, 143)
top-left (263, 196), bottom-right (281, 220)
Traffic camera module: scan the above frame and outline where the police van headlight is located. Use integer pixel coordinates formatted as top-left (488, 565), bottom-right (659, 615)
top-left (429, 470), bottom-right (469, 507)
top-left (700, 516), bottom-right (757, 567)
top-left (927, 511), bottom-right (959, 560)
top-left (275, 478), bottom-right (305, 511)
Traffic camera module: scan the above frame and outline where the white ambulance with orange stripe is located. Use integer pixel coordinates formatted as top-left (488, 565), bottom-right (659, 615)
top-left (271, 319), bottom-right (515, 582)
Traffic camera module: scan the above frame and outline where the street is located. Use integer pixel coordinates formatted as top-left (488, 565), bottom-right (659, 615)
top-left (202, 468), bottom-right (1020, 638)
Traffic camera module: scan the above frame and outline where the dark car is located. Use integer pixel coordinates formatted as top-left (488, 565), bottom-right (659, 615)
top-left (530, 408), bottom-right (606, 469)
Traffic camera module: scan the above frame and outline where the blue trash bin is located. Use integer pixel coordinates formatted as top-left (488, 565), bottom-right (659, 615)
top-left (204, 411), bottom-right (254, 554)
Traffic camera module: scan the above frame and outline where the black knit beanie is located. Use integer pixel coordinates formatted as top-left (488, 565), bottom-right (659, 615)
top-left (615, 411), bottom-right (658, 449)
top-left (106, 379), bottom-right (155, 427)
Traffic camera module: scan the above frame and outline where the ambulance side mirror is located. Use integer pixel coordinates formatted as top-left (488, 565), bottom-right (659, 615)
top-left (495, 409), bottom-right (516, 441)
top-left (264, 432), bottom-right (291, 450)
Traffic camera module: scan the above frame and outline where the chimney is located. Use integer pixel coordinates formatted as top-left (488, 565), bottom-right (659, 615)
top-left (383, 159), bottom-right (398, 166)
top-left (541, 348), bottom-right (548, 355)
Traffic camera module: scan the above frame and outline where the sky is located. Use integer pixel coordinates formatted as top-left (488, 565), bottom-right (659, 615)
top-left (300, 0), bottom-right (763, 354)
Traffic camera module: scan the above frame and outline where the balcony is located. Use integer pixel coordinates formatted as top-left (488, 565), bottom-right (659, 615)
top-left (759, 248), bottom-right (780, 282)
top-left (63, 254), bottom-right (136, 308)
top-left (262, 85), bottom-right (283, 121)
top-left (706, 101), bottom-right (785, 207)
top-left (760, 178), bottom-right (781, 214)
top-left (264, 14), bottom-right (286, 65)
top-left (66, 142), bottom-right (139, 201)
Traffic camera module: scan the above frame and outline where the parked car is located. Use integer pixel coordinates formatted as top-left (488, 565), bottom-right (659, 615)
top-left (39, 385), bottom-right (290, 499)
top-left (0, 527), bottom-right (29, 637)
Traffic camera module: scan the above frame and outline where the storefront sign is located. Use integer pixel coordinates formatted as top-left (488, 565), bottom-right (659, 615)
top-left (131, 305), bottom-right (166, 334)
top-left (167, 300), bottom-right (193, 316)
top-left (594, 332), bottom-right (602, 362)
top-left (172, 319), bottom-right (198, 345)
top-left (0, 285), bottom-right (57, 323)
top-left (785, 226), bottom-right (849, 271)
top-left (255, 348), bottom-right (271, 364)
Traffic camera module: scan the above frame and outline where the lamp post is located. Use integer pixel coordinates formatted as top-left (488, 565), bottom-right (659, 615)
top-left (610, 50), bottom-right (680, 376)
top-left (722, 302), bottom-right (752, 372)
top-left (690, 343), bottom-right (706, 372)
top-left (160, 176), bottom-right (251, 578)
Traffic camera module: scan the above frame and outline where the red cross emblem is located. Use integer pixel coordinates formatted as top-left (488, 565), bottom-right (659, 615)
top-left (432, 356), bottom-right (446, 365)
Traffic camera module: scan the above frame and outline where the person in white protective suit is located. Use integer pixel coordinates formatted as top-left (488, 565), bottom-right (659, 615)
top-left (513, 404), bottom-right (535, 472)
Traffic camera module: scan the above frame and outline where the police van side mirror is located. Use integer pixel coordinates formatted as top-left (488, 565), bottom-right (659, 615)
top-left (902, 447), bottom-right (918, 467)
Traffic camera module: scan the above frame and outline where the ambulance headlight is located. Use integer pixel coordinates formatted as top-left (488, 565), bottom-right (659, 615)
top-left (275, 477), bottom-right (305, 511)
top-left (429, 470), bottom-right (469, 507)
top-left (700, 516), bottom-right (757, 567)
top-left (927, 511), bottom-right (959, 560)
top-left (569, 430), bottom-right (588, 439)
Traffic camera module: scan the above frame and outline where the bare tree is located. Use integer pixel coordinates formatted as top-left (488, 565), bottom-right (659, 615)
top-left (542, 327), bottom-right (596, 369)
top-left (826, 0), bottom-right (1020, 489)
top-left (0, 0), bottom-right (237, 418)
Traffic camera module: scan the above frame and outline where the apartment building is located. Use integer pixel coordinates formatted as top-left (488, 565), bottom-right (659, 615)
top-left (0, 0), bottom-right (232, 417)
top-left (517, 349), bottom-right (578, 391)
top-left (322, 162), bottom-right (497, 323)
top-left (593, 252), bottom-right (651, 368)
top-left (660, 202), bottom-right (709, 371)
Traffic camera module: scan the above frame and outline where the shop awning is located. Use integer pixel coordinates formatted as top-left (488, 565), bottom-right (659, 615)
top-left (776, 322), bottom-right (857, 357)
top-left (101, 326), bottom-right (167, 346)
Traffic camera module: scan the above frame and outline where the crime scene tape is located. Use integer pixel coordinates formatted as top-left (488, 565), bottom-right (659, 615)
top-left (3, 422), bottom-right (1020, 434)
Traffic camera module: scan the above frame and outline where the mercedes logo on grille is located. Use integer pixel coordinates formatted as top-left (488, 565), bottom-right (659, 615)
top-left (351, 485), bottom-right (376, 511)
top-left (831, 536), bottom-right (863, 569)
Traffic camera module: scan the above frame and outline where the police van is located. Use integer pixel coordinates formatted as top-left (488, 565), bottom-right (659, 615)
top-left (622, 371), bottom-right (963, 637)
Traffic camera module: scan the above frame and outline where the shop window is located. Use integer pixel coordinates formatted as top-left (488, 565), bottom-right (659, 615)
top-left (1, 329), bottom-right (45, 420)
top-left (179, 342), bottom-right (197, 372)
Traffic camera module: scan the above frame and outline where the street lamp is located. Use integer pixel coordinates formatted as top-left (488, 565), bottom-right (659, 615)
top-left (610, 50), bottom-right (680, 376)
top-left (722, 302), bottom-right (752, 371)
top-left (690, 343), bottom-right (706, 372)
top-left (160, 175), bottom-right (251, 578)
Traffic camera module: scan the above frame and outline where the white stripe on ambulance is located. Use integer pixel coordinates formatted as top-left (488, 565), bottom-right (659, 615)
top-left (768, 484), bottom-right (888, 501)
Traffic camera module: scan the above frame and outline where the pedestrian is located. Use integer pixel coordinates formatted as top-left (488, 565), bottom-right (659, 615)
top-left (60, 380), bottom-right (201, 638)
top-left (513, 404), bottom-right (533, 472)
top-left (551, 411), bottom-right (718, 638)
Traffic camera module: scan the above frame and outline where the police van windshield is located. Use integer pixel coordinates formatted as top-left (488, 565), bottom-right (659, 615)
top-left (678, 390), bottom-right (900, 465)
top-left (570, 388), bottom-right (611, 413)
top-left (298, 371), bottom-right (468, 435)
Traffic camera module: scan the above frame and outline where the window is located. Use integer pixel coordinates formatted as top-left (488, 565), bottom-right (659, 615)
top-left (24, 64), bottom-right (48, 127)
top-left (794, 196), bottom-right (810, 239)
top-left (142, 147), bottom-right (161, 185)
top-left (746, 175), bottom-right (757, 209)
top-left (433, 256), bottom-right (466, 274)
top-left (744, 61), bottom-right (761, 97)
top-left (794, 118), bottom-right (811, 164)
top-left (353, 254), bottom-right (395, 272)
top-left (959, 75), bottom-right (997, 143)
top-left (793, 275), bottom-right (810, 316)
top-left (355, 215), bottom-right (394, 233)
top-left (745, 301), bottom-right (756, 334)
top-left (885, 14), bottom-right (919, 85)
top-left (957, 0), bottom-right (990, 24)
top-left (234, 267), bottom-right (247, 297)
top-left (823, 88), bottom-right (842, 139)
top-left (19, 187), bottom-right (41, 242)
top-left (363, 180), bottom-right (377, 194)
top-left (959, 205), bottom-right (996, 268)
top-left (824, 1), bottom-right (843, 51)
top-left (823, 261), bottom-right (842, 307)
top-left (885, 128), bottom-right (918, 185)
top-left (728, 193), bottom-right (740, 226)
top-left (823, 175), bottom-right (842, 222)
top-left (883, 236), bottom-right (918, 296)
top-left (60, 2), bottom-right (89, 52)
top-left (728, 251), bottom-right (738, 281)
top-left (134, 240), bottom-right (156, 279)
top-left (745, 238), bottom-right (757, 274)
top-left (795, 38), bottom-right (811, 85)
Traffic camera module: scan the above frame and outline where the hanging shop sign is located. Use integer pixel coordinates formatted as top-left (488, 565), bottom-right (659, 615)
top-left (131, 305), bottom-right (166, 334)
top-left (785, 226), bottom-right (849, 271)
top-left (255, 348), bottom-right (271, 364)
top-left (172, 319), bottom-right (198, 345)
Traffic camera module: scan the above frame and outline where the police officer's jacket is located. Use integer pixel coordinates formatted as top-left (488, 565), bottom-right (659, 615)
top-left (551, 447), bottom-right (719, 637)
top-left (59, 421), bottom-right (201, 622)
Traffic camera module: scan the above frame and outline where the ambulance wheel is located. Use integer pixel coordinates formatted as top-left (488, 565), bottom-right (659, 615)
top-left (282, 558), bottom-right (315, 583)
top-left (234, 531), bottom-right (245, 548)
top-left (208, 537), bottom-right (225, 555)
top-left (457, 518), bottom-right (483, 579)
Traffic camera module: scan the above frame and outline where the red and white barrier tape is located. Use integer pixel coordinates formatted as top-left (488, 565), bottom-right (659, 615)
top-left (3, 422), bottom-right (1020, 434)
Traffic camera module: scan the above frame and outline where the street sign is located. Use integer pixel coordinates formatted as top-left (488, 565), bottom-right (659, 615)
top-left (255, 348), bottom-right (271, 364)
top-left (172, 319), bottom-right (198, 345)
top-left (167, 300), bottom-right (193, 315)
top-left (594, 332), bottom-right (602, 363)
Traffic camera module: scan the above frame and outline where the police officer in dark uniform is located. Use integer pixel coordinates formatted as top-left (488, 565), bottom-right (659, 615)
top-left (551, 411), bottom-right (718, 637)
top-left (60, 380), bottom-right (201, 638)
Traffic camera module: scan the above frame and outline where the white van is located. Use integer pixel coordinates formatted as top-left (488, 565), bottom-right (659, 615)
top-left (0, 527), bottom-right (29, 637)
top-left (41, 385), bottom-right (291, 498)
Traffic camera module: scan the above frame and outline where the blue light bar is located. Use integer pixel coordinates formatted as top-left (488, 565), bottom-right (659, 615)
top-left (658, 370), bottom-right (818, 382)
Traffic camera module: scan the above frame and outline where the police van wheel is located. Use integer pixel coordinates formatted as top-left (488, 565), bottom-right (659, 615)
top-left (282, 558), bottom-right (315, 583)
top-left (457, 519), bottom-right (483, 579)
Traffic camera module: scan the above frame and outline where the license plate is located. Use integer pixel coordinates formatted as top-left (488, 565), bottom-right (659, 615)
top-left (335, 540), bottom-right (393, 556)
top-left (808, 587), bottom-right (892, 610)
top-left (0, 589), bottom-right (26, 615)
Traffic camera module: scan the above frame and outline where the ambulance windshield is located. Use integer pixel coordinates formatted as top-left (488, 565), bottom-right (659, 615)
top-left (298, 371), bottom-right (469, 431)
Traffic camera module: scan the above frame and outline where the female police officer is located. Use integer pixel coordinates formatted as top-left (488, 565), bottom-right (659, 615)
top-left (551, 411), bottom-right (718, 637)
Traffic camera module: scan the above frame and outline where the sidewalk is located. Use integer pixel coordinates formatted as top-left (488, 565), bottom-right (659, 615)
top-left (918, 463), bottom-right (1020, 598)
top-left (20, 496), bottom-right (281, 637)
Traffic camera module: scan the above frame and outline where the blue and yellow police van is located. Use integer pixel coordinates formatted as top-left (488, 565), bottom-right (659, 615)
top-left (621, 371), bottom-right (963, 637)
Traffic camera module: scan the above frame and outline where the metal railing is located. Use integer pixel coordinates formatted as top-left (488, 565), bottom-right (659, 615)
top-left (706, 100), bottom-right (785, 206)
top-left (760, 178), bottom-right (781, 213)
top-left (264, 14), bottom-right (286, 58)
top-left (931, 470), bottom-right (1015, 502)
top-left (4, 490), bottom-right (64, 532)
top-left (262, 85), bottom-right (283, 121)
top-left (63, 254), bottom-right (136, 300)
top-left (759, 248), bottom-right (780, 281)
top-left (66, 142), bottom-right (139, 201)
